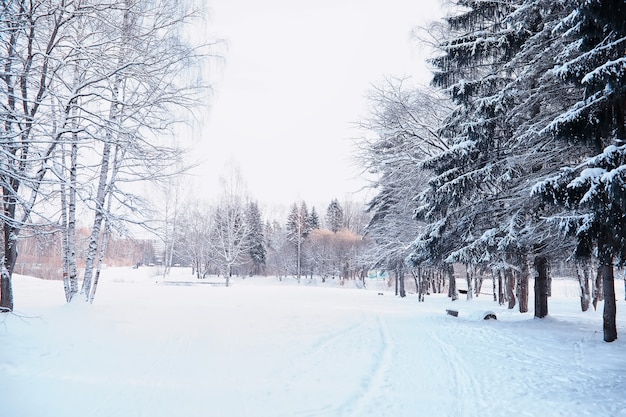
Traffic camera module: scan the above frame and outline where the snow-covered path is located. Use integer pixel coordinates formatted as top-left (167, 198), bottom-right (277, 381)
top-left (1, 270), bottom-right (625, 417)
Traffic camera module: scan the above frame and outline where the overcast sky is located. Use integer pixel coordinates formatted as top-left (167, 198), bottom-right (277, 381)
top-left (190, 0), bottom-right (443, 209)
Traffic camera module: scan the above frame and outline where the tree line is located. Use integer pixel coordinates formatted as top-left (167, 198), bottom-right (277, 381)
top-left (360, 0), bottom-right (625, 342)
top-left (170, 184), bottom-right (371, 287)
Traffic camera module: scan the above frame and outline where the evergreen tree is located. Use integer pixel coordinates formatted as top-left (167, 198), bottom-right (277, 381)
top-left (533, 0), bottom-right (626, 342)
top-left (326, 199), bottom-right (345, 232)
top-left (413, 0), bottom-right (536, 306)
top-left (308, 206), bottom-right (321, 230)
top-left (246, 201), bottom-right (266, 276)
top-left (412, 0), bottom-right (585, 309)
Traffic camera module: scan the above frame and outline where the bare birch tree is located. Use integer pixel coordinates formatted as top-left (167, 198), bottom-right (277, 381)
top-left (177, 203), bottom-right (214, 279)
top-left (210, 163), bottom-right (252, 286)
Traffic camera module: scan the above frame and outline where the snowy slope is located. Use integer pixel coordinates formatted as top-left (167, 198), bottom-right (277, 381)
top-left (1, 268), bottom-right (625, 417)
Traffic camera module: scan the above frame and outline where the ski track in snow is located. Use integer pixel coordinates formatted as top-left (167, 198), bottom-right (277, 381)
top-left (425, 323), bottom-right (487, 417)
top-left (338, 314), bottom-right (394, 417)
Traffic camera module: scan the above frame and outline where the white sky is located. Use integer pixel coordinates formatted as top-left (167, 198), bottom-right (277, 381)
top-left (190, 0), bottom-right (443, 209)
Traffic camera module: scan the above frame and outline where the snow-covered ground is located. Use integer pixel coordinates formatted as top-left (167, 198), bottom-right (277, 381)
top-left (1, 267), bottom-right (625, 417)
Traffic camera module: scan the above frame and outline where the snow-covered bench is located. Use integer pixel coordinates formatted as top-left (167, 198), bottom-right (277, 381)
top-left (160, 281), bottom-right (229, 287)
top-left (446, 309), bottom-right (497, 320)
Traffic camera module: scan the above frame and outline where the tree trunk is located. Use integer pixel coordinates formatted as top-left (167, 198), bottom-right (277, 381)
top-left (599, 264), bottom-right (617, 342)
top-left (498, 270), bottom-right (505, 305)
top-left (592, 266), bottom-right (604, 310)
top-left (394, 268), bottom-right (398, 296)
top-left (517, 255), bottom-right (529, 313)
top-left (474, 269), bottom-right (483, 297)
top-left (446, 264), bottom-right (458, 301)
top-left (465, 264), bottom-right (473, 300)
top-left (60, 173), bottom-right (72, 302)
top-left (67, 137), bottom-right (79, 300)
top-left (296, 238), bottom-right (301, 283)
top-left (412, 269), bottom-right (421, 302)
top-left (226, 264), bottom-right (233, 287)
top-left (506, 269), bottom-right (516, 310)
top-left (534, 256), bottom-right (549, 318)
top-left (89, 230), bottom-right (109, 304)
top-left (0, 262), bottom-right (13, 312)
top-left (397, 263), bottom-right (406, 298)
top-left (61, 105), bottom-right (80, 303)
top-left (576, 261), bottom-right (591, 312)
top-left (89, 177), bottom-right (118, 305)
top-left (1, 223), bottom-right (17, 312)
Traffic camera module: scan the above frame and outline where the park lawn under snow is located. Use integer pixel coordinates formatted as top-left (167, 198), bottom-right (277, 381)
top-left (1, 268), bottom-right (625, 417)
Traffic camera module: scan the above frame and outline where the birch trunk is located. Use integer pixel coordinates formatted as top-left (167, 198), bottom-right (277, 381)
top-left (576, 261), bottom-right (591, 312)
top-left (67, 137), bottom-right (79, 298)
top-left (61, 82), bottom-right (80, 302)
top-left (81, 3), bottom-right (130, 299)
top-left (60, 147), bottom-right (71, 302)
top-left (89, 226), bottom-right (109, 304)
top-left (465, 264), bottom-right (473, 300)
top-left (89, 142), bottom-right (124, 304)
top-left (592, 266), bottom-right (604, 310)
top-left (80, 142), bottom-right (111, 299)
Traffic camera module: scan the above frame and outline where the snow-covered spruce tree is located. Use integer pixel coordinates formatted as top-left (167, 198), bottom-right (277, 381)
top-left (358, 78), bottom-right (451, 299)
top-left (532, 0), bottom-right (626, 342)
top-left (502, 0), bottom-right (596, 315)
top-left (246, 201), bottom-right (266, 276)
top-left (308, 206), bottom-right (321, 231)
top-left (413, 0), bottom-right (531, 307)
top-left (325, 198), bottom-right (345, 233)
top-left (413, 0), bottom-right (584, 311)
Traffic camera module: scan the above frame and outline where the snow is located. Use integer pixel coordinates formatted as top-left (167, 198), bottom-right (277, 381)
top-left (2, 268), bottom-right (626, 417)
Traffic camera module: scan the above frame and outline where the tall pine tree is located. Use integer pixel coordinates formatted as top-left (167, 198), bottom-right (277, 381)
top-left (533, 0), bottom-right (626, 342)
top-left (414, 0), bottom-right (538, 308)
